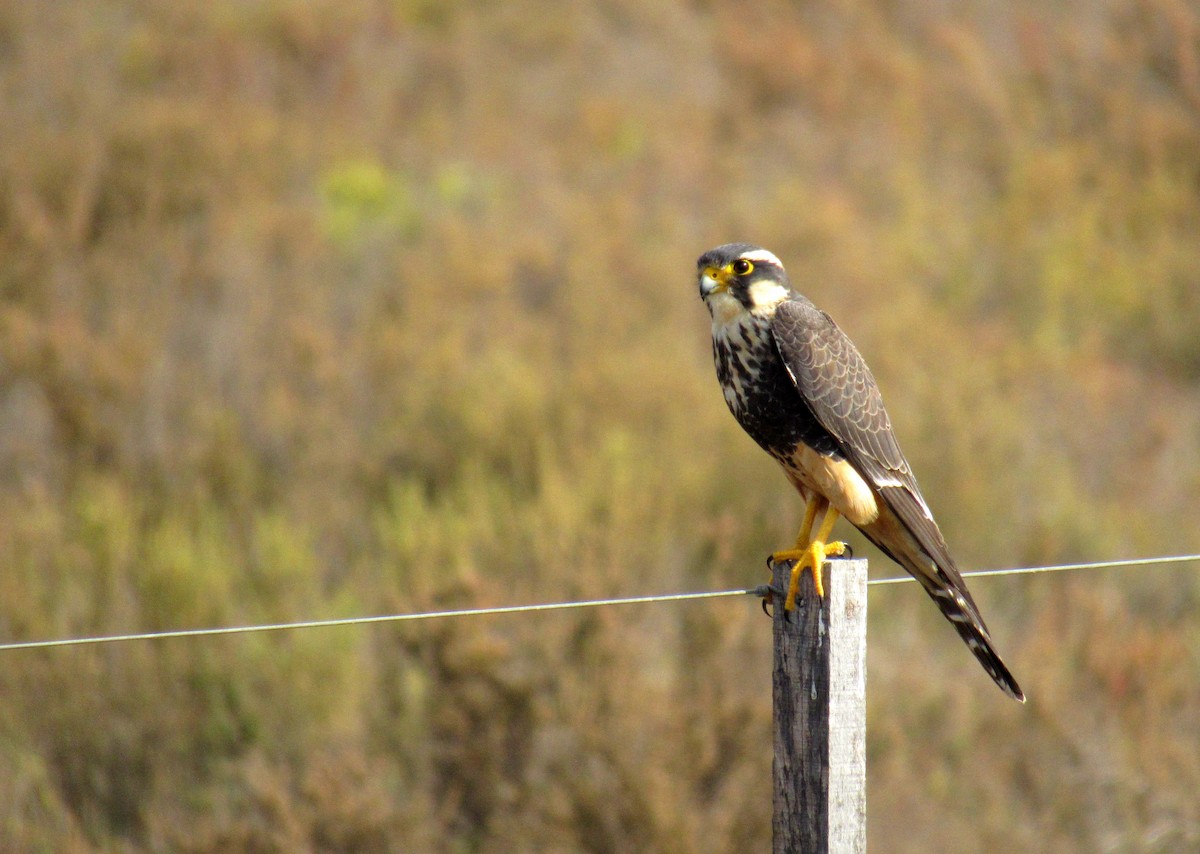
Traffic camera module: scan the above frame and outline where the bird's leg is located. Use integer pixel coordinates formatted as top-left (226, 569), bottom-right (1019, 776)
top-left (771, 500), bottom-right (846, 610)
top-left (762, 496), bottom-right (820, 613)
top-left (796, 508), bottom-right (845, 604)
top-left (794, 497), bottom-right (820, 555)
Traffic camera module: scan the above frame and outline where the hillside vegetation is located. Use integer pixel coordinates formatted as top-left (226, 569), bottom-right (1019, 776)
top-left (1, 0), bottom-right (1198, 850)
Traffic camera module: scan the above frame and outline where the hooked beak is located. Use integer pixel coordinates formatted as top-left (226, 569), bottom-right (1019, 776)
top-left (699, 265), bottom-right (730, 298)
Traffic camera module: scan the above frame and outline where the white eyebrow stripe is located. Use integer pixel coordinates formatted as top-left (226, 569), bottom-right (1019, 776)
top-left (740, 248), bottom-right (783, 267)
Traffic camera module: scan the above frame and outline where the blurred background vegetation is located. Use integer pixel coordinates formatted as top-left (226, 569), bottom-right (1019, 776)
top-left (1, 0), bottom-right (1198, 850)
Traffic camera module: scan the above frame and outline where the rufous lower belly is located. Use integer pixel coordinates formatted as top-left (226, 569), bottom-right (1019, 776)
top-left (781, 445), bottom-right (879, 528)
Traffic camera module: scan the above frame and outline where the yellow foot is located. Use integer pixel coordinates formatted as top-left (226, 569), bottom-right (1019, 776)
top-left (771, 540), bottom-right (847, 610)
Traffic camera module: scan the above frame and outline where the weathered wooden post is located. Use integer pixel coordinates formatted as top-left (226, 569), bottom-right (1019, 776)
top-left (772, 557), bottom-right (868, 854)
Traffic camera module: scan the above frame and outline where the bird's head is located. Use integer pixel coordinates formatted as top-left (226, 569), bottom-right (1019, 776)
top-left (697, 243), bottom-right (792, 323)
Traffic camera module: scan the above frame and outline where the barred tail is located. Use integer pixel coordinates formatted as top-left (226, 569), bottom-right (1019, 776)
top-left (858, 501), bottom-right (1025, 701)
top-left (926, 581), bottom-right (1025, 703)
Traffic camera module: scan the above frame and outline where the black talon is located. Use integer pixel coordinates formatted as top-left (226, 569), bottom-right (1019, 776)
top-left (763, 556), bottom-right (781, 617)
top-left (761, 558), bottom-right (773, 618)
top-left (756, 580), bottom-right (791, 619)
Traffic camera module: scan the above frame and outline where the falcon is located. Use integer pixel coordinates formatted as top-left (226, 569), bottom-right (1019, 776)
top-left (697, 243), bottom-right (1024, 702)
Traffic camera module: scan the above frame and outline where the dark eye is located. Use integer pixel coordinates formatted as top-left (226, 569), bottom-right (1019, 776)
top-left (732, 259), bottom-right (753, 276)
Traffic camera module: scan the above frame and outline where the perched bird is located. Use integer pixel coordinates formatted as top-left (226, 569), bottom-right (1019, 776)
top-left (697, 243), bottom-right (1024, 702)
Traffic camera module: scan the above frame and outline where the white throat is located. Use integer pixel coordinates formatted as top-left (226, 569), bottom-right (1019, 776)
top-left (706, 290), bottom-right (744, 329)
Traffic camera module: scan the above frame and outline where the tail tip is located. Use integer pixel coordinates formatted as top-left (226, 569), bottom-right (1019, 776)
top-left (996, 671), bottom-right (1025, 703)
